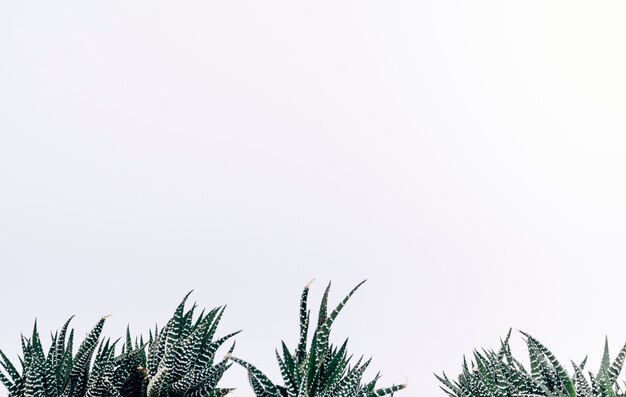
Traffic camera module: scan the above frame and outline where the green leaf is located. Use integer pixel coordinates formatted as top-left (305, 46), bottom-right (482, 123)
top-left (520, 331), bottom-right (576, 397)
top-left (226, 355), bottom-right (280, 397)
top-left (312, 280), bottom-right (366, 370)
top-left (366, 383), bottom-right (407, 397)
top-left (296, 281), bottom-right (312, 365)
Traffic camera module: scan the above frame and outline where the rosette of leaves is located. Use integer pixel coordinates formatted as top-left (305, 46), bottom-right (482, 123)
top-left (228, 280), bottom-right (406, 397)
top-left (437, 330), bottom-right (626, 397)
top-left (0, 315), bottom-right (142, 397)
top-left (138, 292), bottom-right (239, 397)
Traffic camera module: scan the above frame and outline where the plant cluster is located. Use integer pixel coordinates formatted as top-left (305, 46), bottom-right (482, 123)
top-left (229, 280), bottom-right (406, 397)
top-left (0, 281), bottom-right (405, 397)
top-left (437, 330), bottom-right (626, 397)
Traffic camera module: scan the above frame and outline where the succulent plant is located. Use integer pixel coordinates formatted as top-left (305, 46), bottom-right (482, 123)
top-left (0, 293), bottom-right (237, 397)
top-left (0, 315), bottom-right (142, 397)
top-left (437, 329), bottom-right (626, 397)
top-left (228, 280), bottom-right (406, 397)
top-left (138, 292), bottom-right (238, 397)
top-left (0, 285), bottom-right (405, 397)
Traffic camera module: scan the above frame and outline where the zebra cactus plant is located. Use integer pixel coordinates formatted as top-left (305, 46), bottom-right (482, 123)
top-left (0, 286), bottom-right (405, 397)
top-left (0, 315), bottom-right (142, 397)
top-left (227, 280), bottom-right (406, 397)
top-left (138, 292), bottom-right (239, 397)
top-left (0, 293), bottom-right (238, 397)
top-left (437, 330), bottom-right (626, 397)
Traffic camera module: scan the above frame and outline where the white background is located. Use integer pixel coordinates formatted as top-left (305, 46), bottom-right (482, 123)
top-left (2, 2), bottom-right (626, 396)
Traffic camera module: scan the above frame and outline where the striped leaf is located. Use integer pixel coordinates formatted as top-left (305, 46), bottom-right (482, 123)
top-left (230, 281), bottom-right (405, 397)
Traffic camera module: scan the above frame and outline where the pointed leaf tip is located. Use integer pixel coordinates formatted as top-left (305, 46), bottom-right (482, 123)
top-left (305, 279), bottom-right (315, 289)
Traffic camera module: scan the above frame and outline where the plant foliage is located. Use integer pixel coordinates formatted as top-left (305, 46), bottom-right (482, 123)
top-left (437, 330), bottom-right (626, 397)
top-left (228, 280), bottom-right (406, 397)
top-left (0, 284), bottom-right (403, 397)
top-left (0, 293), bottom-right (236, 397)
top-left (139, 292), bottom-right (238, 397)
top-left (0, 315), bottom-right (142, 397)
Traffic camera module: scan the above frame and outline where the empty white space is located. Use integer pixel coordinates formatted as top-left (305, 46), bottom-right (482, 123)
top-left (2, 1), bottom-right (626, 396)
